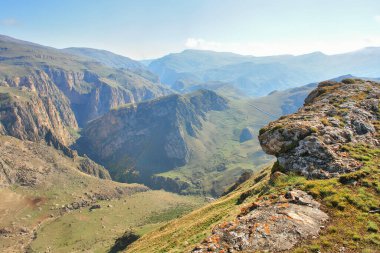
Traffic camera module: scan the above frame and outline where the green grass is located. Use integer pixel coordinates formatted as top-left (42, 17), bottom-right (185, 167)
top-left (29, 191), bottom-right (204, 253)
top-left (127, 144), bottom-right (380, 253)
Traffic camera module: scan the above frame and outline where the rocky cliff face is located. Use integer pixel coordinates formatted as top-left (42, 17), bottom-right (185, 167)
top-left (75, 89), bottom-right (228, 182)
top-left (0, 87), bottom-right (74, 146)
top-left (41, 66), bottom-right (170, 126)
top-left (259, 79), bottom-right (379, 178)
top-left (1, 70), bottom-right (79, 128)
top-left (1, 66), bottom-right (170, 127)
top-left (0, 35), bottom-right (171, 134)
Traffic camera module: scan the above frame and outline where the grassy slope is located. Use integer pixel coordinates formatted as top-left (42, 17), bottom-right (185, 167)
top-left (29, 191), bottom-right (204, 253)
top-left (127, 144), bottom-right (380, 253)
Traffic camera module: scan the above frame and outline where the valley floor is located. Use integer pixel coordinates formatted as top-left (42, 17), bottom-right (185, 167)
top-left (0, 188), bottom-right (204, 253)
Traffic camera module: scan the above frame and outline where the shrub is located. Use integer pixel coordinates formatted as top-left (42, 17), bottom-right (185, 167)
top-left (342, 78), bottom-right (356, 84)
top-left (352, 233), bottom-right (361, 241)
top-left (321, 117), bottom-right (331, 126)
top-left (367, 221), bottom-right (379, 233)
top-left (309, 244), bottom-right (321, 253)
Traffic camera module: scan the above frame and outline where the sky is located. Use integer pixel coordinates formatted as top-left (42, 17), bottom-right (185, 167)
top-left (1, 0), bottom-right (380, 59)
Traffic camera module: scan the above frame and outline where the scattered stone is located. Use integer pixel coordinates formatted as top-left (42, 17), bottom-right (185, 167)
top-left (269, 171), bottom-right (286, 183)
top-left (0, 227), bottom-right (11, 236)
top-left (205, 197), bottom-right (215, 203)
top-left (19, 227), bottom-right (29, 233)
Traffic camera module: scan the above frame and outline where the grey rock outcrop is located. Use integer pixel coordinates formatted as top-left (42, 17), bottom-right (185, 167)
top-left (259, 79), bottom-right (379, 178)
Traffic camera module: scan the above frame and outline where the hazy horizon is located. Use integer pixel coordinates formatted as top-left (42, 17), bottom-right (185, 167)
top-left (1, 0), bottom-right (380, 59)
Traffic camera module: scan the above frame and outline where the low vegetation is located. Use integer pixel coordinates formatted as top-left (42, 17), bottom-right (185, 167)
top-left (28, 191), bottom-right (204, 252)
top-left (126, 144), bottom-right (380, 253)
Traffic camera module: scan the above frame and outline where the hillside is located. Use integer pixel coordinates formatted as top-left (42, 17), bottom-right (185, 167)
top-left (0, 135), bottom-right (143, 251)
top-left (75, 88), bottom-right (290, 196)
top-left (0, 134), bottom-right (206, 252)
top-left (125, 79), bottom-right (380, 253)
top-left (75, 78), bottom-right (344, 196)
top-left (0, 34), bottom-right (170, 127)
top-left (148, 48), bottom-right (380, 96)
top-left (0, 35), bottom-right (206, 253)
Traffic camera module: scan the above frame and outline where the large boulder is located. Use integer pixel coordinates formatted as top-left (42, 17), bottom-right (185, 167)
top-left (192, 190), bottom-right (328, 252)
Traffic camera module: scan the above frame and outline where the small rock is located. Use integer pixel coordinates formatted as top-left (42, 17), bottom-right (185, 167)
top-left (20, 227), bottom-right (29, 233)
top-left (89, 204), bottom-right (101, 211)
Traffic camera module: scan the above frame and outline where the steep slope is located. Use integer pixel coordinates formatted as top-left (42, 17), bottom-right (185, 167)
top-left (63, 47), bottom-right (159, 83)
top-left (79, 86), bottom-right (313, 196)
top-left (125, 79), bottom-right (380, 253)
top-left (0, 135), bottom-right (112, 186)
top-left (149, 48), bottom-right (380, 96)
top-left (0, 34), bottom-right (170, 127)
top-left (75, 90), bottom-right (230, 183)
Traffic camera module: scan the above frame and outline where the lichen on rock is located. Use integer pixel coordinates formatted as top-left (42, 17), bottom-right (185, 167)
top-left (192, 190), bottom-right (328, 253)
top-left (259, 79), bottom-right (379, 178)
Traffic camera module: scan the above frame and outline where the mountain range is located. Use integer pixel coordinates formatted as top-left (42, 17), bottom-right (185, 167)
top-left (147, 48), bottom-right (380, 96)
top-left (0, 34), bottom-right (379, 252)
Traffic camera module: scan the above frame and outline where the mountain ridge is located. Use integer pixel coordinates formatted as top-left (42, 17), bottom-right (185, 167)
top-left (75, 89), bottom-right (229, 185)
top-left (148, 47), bottom-right (380, 95)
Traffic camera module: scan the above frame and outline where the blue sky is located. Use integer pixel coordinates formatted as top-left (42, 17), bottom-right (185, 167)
top-left (1, 0), bottom-right (380, 59)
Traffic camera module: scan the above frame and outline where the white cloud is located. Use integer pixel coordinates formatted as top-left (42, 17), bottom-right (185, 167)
top-left (375, 15), bottom-right (380, 23)
top-left (1, 18), bottom-right (20, 26)
top-left (185, 38), bottom-right (223, 50)
top-left (185, 37), bottom-right (380, 56)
